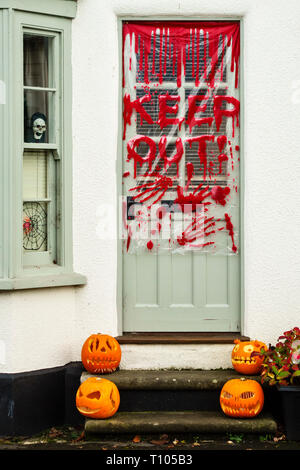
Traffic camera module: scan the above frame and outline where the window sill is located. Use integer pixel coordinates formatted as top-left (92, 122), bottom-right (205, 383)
top-left (0, 0), bottom-right (78, 19)
top-left (0, 272), bottom-right (87, 290)
top-left (116, 332), bottom-right (250, 344)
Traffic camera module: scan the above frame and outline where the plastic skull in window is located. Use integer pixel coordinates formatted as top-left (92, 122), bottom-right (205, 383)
top-left (30, 112), bottom-right (47, 142)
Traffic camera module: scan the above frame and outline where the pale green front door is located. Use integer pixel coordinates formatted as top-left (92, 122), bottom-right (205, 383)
top-left (121, 21), bottom-right (241, 332)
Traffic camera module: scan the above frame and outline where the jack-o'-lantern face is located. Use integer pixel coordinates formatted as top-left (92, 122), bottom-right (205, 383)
top-left (76, 377), bottom-right (120, 419)
top-left (220, 378), bottom-right (264, 418)
top-left (81, 333), bottom-right (121, 374)
top-left (231, 340), bottom-right (267, 375)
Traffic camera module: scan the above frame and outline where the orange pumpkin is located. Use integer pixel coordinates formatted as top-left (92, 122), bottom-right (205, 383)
top-left (231, 339), bottom-right (267, 375)
top-left (76, 377), bottom-right (120, 419)
top-left (220, 378), bottom-right (264, 418)
top-left (81, 333), bottom-right (121, 374)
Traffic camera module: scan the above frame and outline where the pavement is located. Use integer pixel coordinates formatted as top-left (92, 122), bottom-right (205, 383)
top-left (1, 424), bottom-right (300, 453)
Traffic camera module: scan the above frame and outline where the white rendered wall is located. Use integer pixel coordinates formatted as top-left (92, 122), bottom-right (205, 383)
top-left (1, 0), bottom-right (300, 372)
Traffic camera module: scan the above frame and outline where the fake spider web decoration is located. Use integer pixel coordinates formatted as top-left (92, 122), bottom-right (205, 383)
top-left (23, 202), bottom-right (47, 251)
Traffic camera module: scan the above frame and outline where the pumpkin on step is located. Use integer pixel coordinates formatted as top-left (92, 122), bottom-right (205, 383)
top-left (220, 378), bottom-right (264, 418)
top-left (231, 339), bottom-right (267, 375)
top-left (76, 377), bottom-right (120, 419)
top-left (81, 333), bottom-right (121, 374)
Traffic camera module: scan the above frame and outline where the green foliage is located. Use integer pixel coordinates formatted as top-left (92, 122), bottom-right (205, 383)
top-left (228, 433), bottom-right (244, 443)
top-left (259, 434), bottom-right (273, 442)
top-left (254, 327), bottom-right (300, 387)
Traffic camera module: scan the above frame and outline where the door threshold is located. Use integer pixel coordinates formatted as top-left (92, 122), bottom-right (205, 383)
top-left (115, 332), bottom-right (250, 344)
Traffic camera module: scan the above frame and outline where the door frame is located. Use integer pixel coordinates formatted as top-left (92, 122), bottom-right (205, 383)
top-left (116, 15), bottom-right (245, 336)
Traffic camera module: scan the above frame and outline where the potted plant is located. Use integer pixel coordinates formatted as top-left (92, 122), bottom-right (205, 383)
top-left (253, 327), bottom-right (300, 440)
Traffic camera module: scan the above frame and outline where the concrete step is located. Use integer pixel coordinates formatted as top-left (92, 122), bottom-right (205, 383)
top-left (81, 370), bottom-right (279, 437)
top-left (85, 410), bottom-right (277, 436)
top-left (81, 369), bottom-right (261, 390)
top-left (80, 369), bottom-right (279, 413)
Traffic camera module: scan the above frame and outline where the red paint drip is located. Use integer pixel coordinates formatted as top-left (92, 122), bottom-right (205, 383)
top-left (220, 34), bottom-right (225, 81)
top-left (122, 200), bottom-right (128, 230)
top-left (164, 29), bottom-right (168, 76)
top-left (123, 22), bottom-right (240, 90)
top-left (147, 240), bottom-right (154, 250)
top-left (224, 213), bottom-right (237, 253)
top-left (214, 95), bottom-right (240, 138)
top-left (217, 135), bottom-right (227, 153)
top-left (186, 94), bottom-right (214, 133)
top-left (151, 30), bottom-right (156, 74)
top-left (144, 38), bottom-right (149, 84)
top-left (207, 28), bottom-right (219, 88)
top-left (192, 28), bottom-right (195, 78)
top-left (203, 30), bottom-right (207, 80)
top-left (126, 226), bottom-right (132, 252)
top-left (129, 33), bottom-right (132, 70)
top-left (195, 28), bottom-right (200, 87)
top-left (130, 174), bottom-right (173, 205)
top-left (185, 162), bottom-right (194, 191)
top-left (156, 206), bottom-right (166, 220)
top-left (158, 135), bottom-right (183, 178)
top-left (177, 215), bottom-right (216, 247)
top-left (157, 92), bottom-right (184, 130)
top-left (207, 161), bottom-right (215, 179)
top-left (174, 183), bottom-right (211, 212)
top-left (186, 135), bottom-right (215, 181)
top-left (210, 186), bottom-right (230, 206)
top-left (229, 142), bottom-right (234, 171)
top-left (127, 135), bottom-right (157, 178)
top-left (217, 153), bottom-right (228, 174)
top-left (123, 93), bottom-right (154, 140)
top-left (159, 29), bottom-right (163, 83)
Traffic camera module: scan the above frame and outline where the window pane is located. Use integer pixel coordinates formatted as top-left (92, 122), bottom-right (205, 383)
top-left (23, 150), bottom-right (47, 199)
top-left (23, 35), bottom-right (50, 88)
top-left (24, 90), bottom-right (54, 143)
top-left (23, 202), bottom-right (48, 252)
top-left (136, 88), bottom-right (179, 137)
top-left (185, 140), bottom-right (228, 185)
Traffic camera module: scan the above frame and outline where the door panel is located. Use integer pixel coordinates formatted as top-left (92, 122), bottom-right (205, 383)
top-left (123, 249), bottom-right (240, 332)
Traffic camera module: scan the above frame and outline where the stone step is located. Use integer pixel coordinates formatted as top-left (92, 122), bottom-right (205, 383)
top-left (80, 369), bottom-right (261, 391)
top-left (85, 411), bottom-right (277, 436)
top-left (80, 369), bottom-right (279, 413)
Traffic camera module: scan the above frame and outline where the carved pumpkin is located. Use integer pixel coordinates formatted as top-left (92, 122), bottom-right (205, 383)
top-left (76, 377), bottom-right (120, 419)
top-left (81, 333), bottom-right (121, 374)
top-left (231, 339), bottom-right (267, 375)
top-left (220, 378), bottom-right (264, 418)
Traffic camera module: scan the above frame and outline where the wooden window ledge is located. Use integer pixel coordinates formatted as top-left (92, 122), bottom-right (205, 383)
top-left (115, 333), bottom-right (250, 345)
